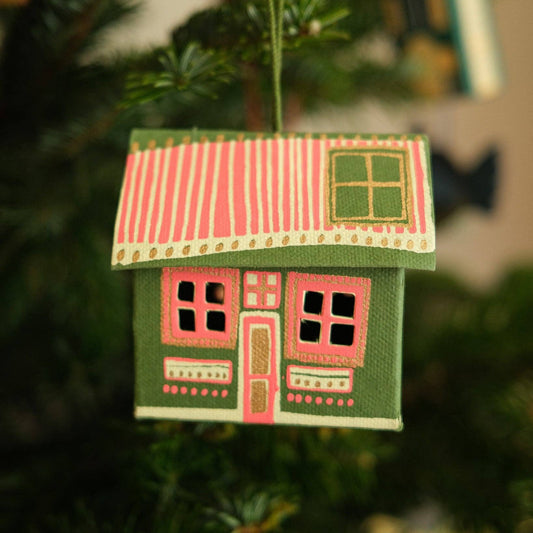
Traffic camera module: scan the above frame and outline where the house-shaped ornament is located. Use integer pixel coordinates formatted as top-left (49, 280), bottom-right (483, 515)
top-left (111, 130), bottom-right (435, 430)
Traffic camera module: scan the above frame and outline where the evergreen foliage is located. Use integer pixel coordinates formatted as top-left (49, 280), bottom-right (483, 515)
top-left (1, 1), bottom-right (532, 532)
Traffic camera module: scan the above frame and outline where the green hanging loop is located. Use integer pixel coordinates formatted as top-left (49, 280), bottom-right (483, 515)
top-left (268, 0), bottom-right (284, 133)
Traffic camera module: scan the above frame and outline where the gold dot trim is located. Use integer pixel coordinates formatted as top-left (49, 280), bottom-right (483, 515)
top-left (165, 137), bottom-right (174, 147)
top-left (266, 237), bottom-right (273, 248)
top-left (304, 133), bottom-right (312, 140)
top-left (274, 132), bottom-right (281, 140)
top-left (216, 134), bottom-right (225, 143)
top-left (132, 251), bottom-right (140, 263)
top-left (249, 239), bottom-right (256, 249)
top-left (300, 234), bottom-right (307, 244)
top-left (149, 248), bottom-right (157, 258)
top-left (117, 249), bottom-right (125, 261)
top-left (351, 234), bottom-right (358, 244)
top-left (148, 140), bottom-right (156, 150)
top-left (200, 244), bottom-right (208, 254)
top-left (237, 133), bottom-right (245, 142)
top-left (182, 136), bottom-right (191, 144)
top-left (381, 238), bottom-right (388, 247)
top-left (407, 240), bottom-right (414, 250)
top-left (320, 133), bottom-right (327, 140)
top-left (231, 240), bottom-right (239, 250)
top-left (256, 132), bottom-right (264, 140)
top-left (354, 134), bottom-right (361, 142)
top-left (282, 236), bottom-right (290, 246)
top-left (165, 247), bottom-right (173, 258)
top-left (394, 239), bottom-right (401, 248)
top-left (200, 136), bottom-right (208, 143)
top-left (337, 134), bottom-right (344, 141)
top-left (335, 234), bottom-right (341, 243)
top-left (318, 234), bottom-right (325, 243)
top-left (415, 135), bottom-right (423, 142)
top-left (130, 142), bottom-right (139, 153)
top-left (288, 132), bottom-right (296, 139)
top-left (421, 239), bottom-right (428, 250)
top-left (366, 236), bottom-right (373, 246)
top-left (182, 245), bottom-right (190, 256)
top-left (215, 243), bottom-right (224, 252)
top-left (371, 134), bottom-right (378, 142)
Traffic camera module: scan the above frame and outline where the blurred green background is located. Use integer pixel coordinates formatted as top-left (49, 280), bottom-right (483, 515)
top-left (1, 1), bottom-right (532, 531)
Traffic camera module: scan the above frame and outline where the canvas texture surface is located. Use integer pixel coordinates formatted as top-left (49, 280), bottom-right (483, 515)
top-left (111, 129), bottom-right (435, 271)
top-left (110, 128), bottom-right (436, 429)
top-left (134, 267), bottom-right (404, 430)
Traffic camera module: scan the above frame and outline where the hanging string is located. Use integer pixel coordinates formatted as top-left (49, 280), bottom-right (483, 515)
top-left (268, 0), bottom-right (284, 132)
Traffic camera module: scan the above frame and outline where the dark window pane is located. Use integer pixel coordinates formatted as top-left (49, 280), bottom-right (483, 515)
top-left (303, 291), bottom-right (323, 315)
top-left (207, 311), bottom-right (226, 332)
top-left (179, 309), bottom-right (195, 331)
top-left (299, 320), bottom-right (321, 343)
top-left (178, 281), bottom-right (195, 302)
top-left (206, 282), bottom-right (225, 304)
top-left (330, 323), bottom-right (354, 346)
top-left (331, 293), bottom-right (355, 318)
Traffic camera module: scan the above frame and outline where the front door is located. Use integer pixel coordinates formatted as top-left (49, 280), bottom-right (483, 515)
top-left (241, 313), bottom-right (279, 424)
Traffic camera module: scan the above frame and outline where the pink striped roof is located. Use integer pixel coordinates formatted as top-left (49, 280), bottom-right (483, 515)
top-left (112, 133), bottom-right (435, 267)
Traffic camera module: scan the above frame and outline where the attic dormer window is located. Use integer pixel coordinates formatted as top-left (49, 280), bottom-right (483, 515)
top-left (286, 272), bottom-right (371, 368)
top-left (327, 147), bottom-right (413, 228)
top-left (161, 267), bottom-right (240, 349)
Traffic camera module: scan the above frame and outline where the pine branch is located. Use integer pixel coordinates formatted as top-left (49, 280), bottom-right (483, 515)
top-left (121, 43), bottom-right (235, 108)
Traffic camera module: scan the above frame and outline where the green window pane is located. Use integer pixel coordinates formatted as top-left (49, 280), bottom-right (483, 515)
top-left (373, 187), bottom-right (404, 218)
top-left (333, 154), bottom-right (367, 183)
top-left (372, 155), bottom-right (401, 182)
top-left (335, 186), bottom-right (369, 219)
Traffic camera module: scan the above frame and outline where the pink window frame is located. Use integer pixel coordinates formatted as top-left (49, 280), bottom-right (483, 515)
top-left (243, 271), bottom-right (281, 309)
top-left (285, 272), bottom-right (371, 367)
top-left (161, 267), bottom-right (240, 349)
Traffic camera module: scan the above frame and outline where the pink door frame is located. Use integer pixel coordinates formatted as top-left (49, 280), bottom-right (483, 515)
top-left (242, 314), bottom-right (278, 424)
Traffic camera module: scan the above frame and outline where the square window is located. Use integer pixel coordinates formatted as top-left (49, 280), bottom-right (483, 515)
top-left (334, 154), bottom-right (368, 183)
top-left (162, 268), bottom-right (239, 349)
top-left (246, 273), bottom-right (258, 285)
top-left (335, 185), bottom-right (369, 219)
top-left (207, 311), bottom-right (226, 332)
top-left (372, 155), bottom-right (401, 182)
top-left (285, 272), bottom-right (372, 367)
top-left (330, 323), bottom-right (354, 346)
top-left (326, 147), bottom-right (412, 228)
top-left (373, 187), bottom-right (404, 219)
top-left (266, 293), bottom-right (276, 307)
top-left (303, 291), bottom-right (323, 315)
top-left (206, 282), bottom-right (225, 304)
top-left (178, 281), bottom-right (195, 302)
top-left (299, 320), bottom-right (321, 343)
top-left (244, 271), bottom-right (281, 309)
top-left (331, 293), bottom-right (355, 318)
top-left (178, 309), bottom-right (195, 331)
